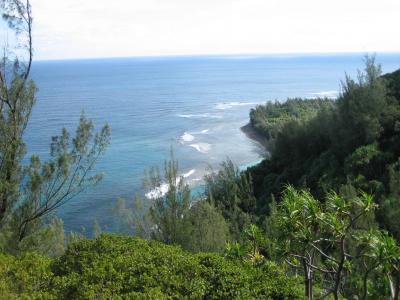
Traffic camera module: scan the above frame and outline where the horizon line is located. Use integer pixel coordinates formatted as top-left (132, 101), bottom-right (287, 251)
top-left (34, 50), bottom-right (400, 63)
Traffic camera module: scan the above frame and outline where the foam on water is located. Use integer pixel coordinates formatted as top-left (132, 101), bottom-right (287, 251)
top-left (145, 183), bottom-right (169, 200)
top-left (215, 101), bottom-right (258, 110)
top-left (310, 90), bottom-right (339, 99)
top-left (189, 143), bottom-right (211, 154)
top-left (180, 132), bottom-right (195, 143)
top-left (177, 113), bottom-right (223, 119)
top-left (183, 169), bottom-right (196, 178)
top-left (191, 129), bottom-right (210, 134)
top-left (145, 169), bottom-right (196, 199)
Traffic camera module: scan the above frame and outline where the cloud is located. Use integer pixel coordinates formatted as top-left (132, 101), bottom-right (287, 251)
top-left (26, 0), bottom-right (400, 60)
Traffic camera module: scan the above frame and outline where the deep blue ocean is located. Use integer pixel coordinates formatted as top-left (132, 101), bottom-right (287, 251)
top-left (27, 53), bottom-right (400, 233)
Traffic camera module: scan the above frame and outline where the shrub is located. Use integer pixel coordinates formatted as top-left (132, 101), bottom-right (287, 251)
top-left (0, 252), bottom-right (55, 299)
top-left (0, 235), bottom-right (302, 299)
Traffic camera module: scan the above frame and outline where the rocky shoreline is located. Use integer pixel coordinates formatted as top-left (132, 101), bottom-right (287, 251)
top-left (240, 123), bottom-right (269, 149)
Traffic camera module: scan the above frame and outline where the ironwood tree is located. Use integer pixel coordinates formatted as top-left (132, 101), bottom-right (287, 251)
top-left (0, 0), bottom-right (110, 252)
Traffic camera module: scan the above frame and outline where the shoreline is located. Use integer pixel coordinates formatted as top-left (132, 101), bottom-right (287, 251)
top-left (240, 123), bottom-right (269, 150)
top-left (146, 123), bottom-right (270, 200)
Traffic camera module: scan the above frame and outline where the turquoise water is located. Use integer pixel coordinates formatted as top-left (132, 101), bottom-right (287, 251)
top-left (27, 53), bottom-right (400, 232)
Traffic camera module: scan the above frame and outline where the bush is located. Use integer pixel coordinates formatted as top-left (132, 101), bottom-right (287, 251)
top-left (0, 235), bottom-right (302, 299)
top-left (51, 235), bottom-right (302, 299)
top-left (0, 252), bottom-right (55, 299)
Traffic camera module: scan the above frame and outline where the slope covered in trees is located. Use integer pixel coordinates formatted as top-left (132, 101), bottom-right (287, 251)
top-left (248, 60), bottom-right (400, 226)
top-left (250, 98), bottom-right (335, 140)
top-left (201, 60), bottom-right (400, 298)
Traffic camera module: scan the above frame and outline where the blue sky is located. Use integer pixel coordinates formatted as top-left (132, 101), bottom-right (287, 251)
top-left (2, 0), bottom-right (400, 60)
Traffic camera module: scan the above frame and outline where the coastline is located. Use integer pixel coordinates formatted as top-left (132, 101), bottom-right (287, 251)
top-left (240, 123), bottom-right (269, 150)
top-left (146, 123), bottom-right (270, 200)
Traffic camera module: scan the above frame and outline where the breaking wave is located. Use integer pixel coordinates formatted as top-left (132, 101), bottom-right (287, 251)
top-left (180, 132), bottom-right (195, 143)
top-left (215, 101), bottom-right (257, 110)
top-left (177, 113), bottom-right (223, 119)
top-left (310, 90), bottom-right (338, 99)
top-left (189, 143), bottom-right (211, 154)
top-left (145, 169), bottom-right (196, 199)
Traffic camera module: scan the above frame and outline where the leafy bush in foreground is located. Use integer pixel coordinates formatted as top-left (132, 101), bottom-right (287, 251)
top-left (0, 252), bottom-right (54, 299)
top-left (0, 235), bottom-right (302, 299)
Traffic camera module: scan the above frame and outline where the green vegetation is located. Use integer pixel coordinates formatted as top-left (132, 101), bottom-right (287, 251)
top-left (275, 187), bottom-right (381, 299)
top-left (248, 57), bottom-right (400, 213)
top-left (2, 1), bottom-right (400, 299)
top-left (204, 160), bottom-right (257, 241)
top-left (240, 56), bottom-right (400, 298)
top-left (384, 69), bottom-right (400, 100)
top-left (0, 0), bottom-right (110, 254)
top-left (250, 98), bottom-right (335, 140)
top-left (113, 157), bottom-right (231, 253)
top-left (0, 235), bottom-right (302, 299)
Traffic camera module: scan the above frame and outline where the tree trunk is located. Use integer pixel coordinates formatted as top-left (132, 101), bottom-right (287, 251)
top-left (0, 153), bottom-right (17, 225)
top-left (361, 268), bottom-right (371, 300)
top-left (390, 272), bottom-right (400, 300)
top-left (303, 260), bottom-right (313, 300)
top-left (333, 237), bottom-right (346, 300)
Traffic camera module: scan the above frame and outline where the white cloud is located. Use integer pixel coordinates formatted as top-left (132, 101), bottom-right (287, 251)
top-left (23, 0), bottom-right (400, 60)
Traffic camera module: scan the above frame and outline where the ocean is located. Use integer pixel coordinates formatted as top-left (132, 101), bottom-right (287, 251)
top-left (27, 53), bottom-right (400, 233)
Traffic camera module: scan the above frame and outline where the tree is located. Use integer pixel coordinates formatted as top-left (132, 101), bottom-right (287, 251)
top-left (182, 200), bottom-right (230, 253)
top-left (276, 186), bottom-right (378, 300)
top-left (0, 0), bottom-right (110, 252)
top-left (204, 160), bottom-right (256, 240)
top-left (354, 230), bottom-right (394, 299)
top-left (276, 186), bottom-right (322, 299)
top-left (18, 217), bottom-right (65, 257)
top-left (112, 195), bottom-right (153, 239)
top-left (112, 156), bottom-right (230, 252)
top-left (334, 55), bottom-right (387, 157)
top-left (0, 0), bottom-right (35, 227)
top-left (319, 191), bottom-right (377, 299)
top-left (224, 224), bottom-right (267, 266)
top-left (92, 219), bottom-right (102, 238)
top-left (147, 156), bottom-right (190, 245)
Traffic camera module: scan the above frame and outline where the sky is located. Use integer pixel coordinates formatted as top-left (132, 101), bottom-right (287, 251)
top-left (2, 0), bottom-right (400, 60)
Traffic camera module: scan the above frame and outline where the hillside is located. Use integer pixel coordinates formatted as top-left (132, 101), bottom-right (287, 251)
top-left (249, 98), bottom-right (335, 140)
top-left (247, 64), bottom-right (400, 237)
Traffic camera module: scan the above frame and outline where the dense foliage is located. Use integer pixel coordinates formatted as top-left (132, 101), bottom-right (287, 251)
top-left (218, 58), bottom-right (400, 298)
top-left (0, 235), bottom-right (302, 299)
top-left (274, 186), bottom-right (390, 299)
top-left (204, 160), bottom-right (257, 240)
top-left (113, 158), bottom-right (231, 253)
top-left (248, 58), bottom-right (400, 219)
top-left (250, 98), bottom-right (335, 140)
